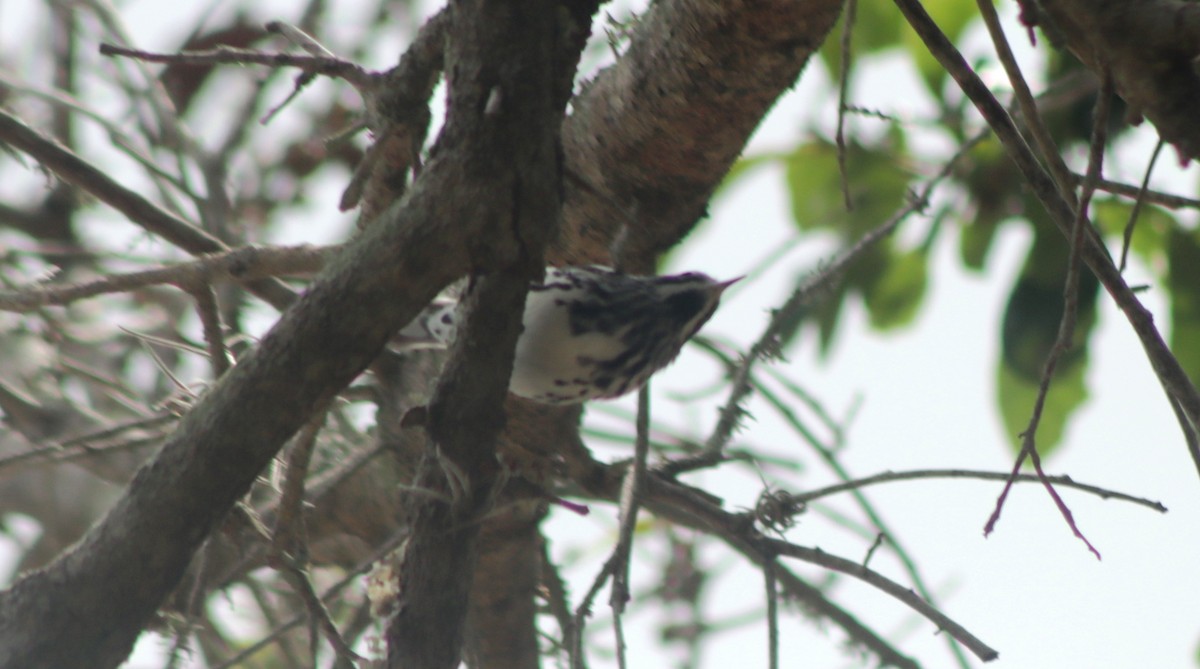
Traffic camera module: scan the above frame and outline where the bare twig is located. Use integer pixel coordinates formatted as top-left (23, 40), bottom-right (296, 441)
top-left (211, 530), bottom-right (407, 669)
top-left (635, 474), bottom-right (931, 667)
top-left (610, 386), bottom-right (651, 612)
top-left (539, 537), bottom-right (579, 668)
top-left (266, 21), bottom-right (336, 58)
top-left (0, 110), bottom-right (299, 310)
top-left (762, 538), bottom-right (999, 661)
top-left (976, 0), bottom-right (1075, 202)
top-left (700, 130), bottom-right (985, 461)
top-left (99, 42), bottom-right (376, 91)
top-left (571, 560), bottom-right (614, 669)
top-left (276, 559), bottom-right (364, 666)
top-left (0, 244), bottom-right (331, 313)
top-left (1071, 163), bottom-right (1199, 212)
top-left (764, 559), bottom-right (779, 669)
top-left (1119, 140), bottom-right (1165, 272)
top-left (834, 0), bottom-right (858, 211)
top-left (563, 443), bottom-right (923, 668)
top-left (894, 0), bottom-right (1200, 473)
top-left (269, 415), bottom-right (326, 566)
top-left (187, 282), bottom-right (231, 377)
top-left (985, 69), bottom-right (1115, 560)
top-left (0, 431), bottom-right (167, 474)
top-left (792, 468), bottom-right (1166, 512)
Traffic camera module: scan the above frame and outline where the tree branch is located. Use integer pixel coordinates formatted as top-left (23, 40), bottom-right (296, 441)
top-left (893, 0), bottom-right (1200, 474)
top-left (0, 0), bottom-right (576, 656)
top-left (1033, 0), bottom-right (1200, 161)
top-left (382, 1), bottom-right (593, 667)
top-left (559, 0), bottom-right (844, 267)
top-left (0, 110), bottom-right (298, 311)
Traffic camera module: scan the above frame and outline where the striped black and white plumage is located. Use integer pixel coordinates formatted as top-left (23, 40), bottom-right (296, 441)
top-left (404, 266), bottom-right (738, 404)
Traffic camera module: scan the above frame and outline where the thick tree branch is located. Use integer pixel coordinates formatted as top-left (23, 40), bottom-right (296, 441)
top-left (0, 0), bottom-right (586, 658)
top-left (0, 1), bottom-right (849, 666)
top-left (381, 1), bottom-right (594, 668)
top-left (559, 0), bottom-right (844, 268)
top-left (1034, 0), bottom-right (1200, 161)
top-left (464, 507), bottom-right (545, 669)
top-left (0, 159), bottom-right (463, 669)
top-left (893, 0), bottom-right (1200, 470)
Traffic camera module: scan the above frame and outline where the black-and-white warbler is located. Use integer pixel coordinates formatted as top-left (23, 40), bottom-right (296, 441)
top-left (400, 266), bottom-right (738, 404)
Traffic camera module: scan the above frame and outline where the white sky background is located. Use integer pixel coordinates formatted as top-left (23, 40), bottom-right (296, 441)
top-left (2, 1), bottom-right (1199, 667)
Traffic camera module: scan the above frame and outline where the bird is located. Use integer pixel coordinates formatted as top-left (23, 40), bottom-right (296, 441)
top-left (399, 265), bottom-right (739, 404)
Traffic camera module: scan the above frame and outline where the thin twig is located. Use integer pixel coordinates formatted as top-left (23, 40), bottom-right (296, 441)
top-left (834, 0), bottom-right (858, 211)
top-left (748, 371), bottom-right (975, 666)
top-left (976, 0), bottom-right (1075, 202)
top-left (539, 537), bottom-right (581, 669)
top-left (700, 130), bottom-right (986, 460)
top-left (210, 530), bottom-right (408, 669)
top-left (611, 605), bottom-right (628, 669)
top-left (0, 73), bottom-right (197, 199)
top-left (764, 559), bottom-right (779, 669)
top-left (0, 431), bottom-right (169, 474)
top-left (634, 474), bottom-right (946, 667)
top-left (99, 42), bottom-right (376, 91)
top-left (790, 467), bottom-right (1166, 512)
top-left (570, 560), bottom-right (615, 669)
top-left (608, 386), bottom-right (652, 669)
top-left (82, 0), bottom-right (196, 159)
top-left (0, 110), bottom-right (299, 310)
top-left (762, 538), bottom-right (999, 662)
top-left (561, 440), bottom-right (928, 668)
top-left (266, 21), bottom-right (337, 58)
top-left (610, 386), bottom-right (651, 613)
top-left (187, 282), bottom-right (231, 377)
top-left (0, 244), bottom-right (330, 313)
top-left (985, 69), bottom-right (1115, 560)
top-left (269, 414), bottom-right (326, 566)
top-left (1072, 164), bottom-right (1199, 212)
top-left (1119, 140), bottom-right (1165, 272)
top-left (276, 559), bottom-right (365, 666)
top-left (242, 576), bottom-right (308, 667)
top-left (892, 0), bottom-right (1200, 473)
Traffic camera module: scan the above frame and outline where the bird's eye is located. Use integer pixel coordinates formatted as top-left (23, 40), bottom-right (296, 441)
top-left (664, 290), bottom-right (707, 324)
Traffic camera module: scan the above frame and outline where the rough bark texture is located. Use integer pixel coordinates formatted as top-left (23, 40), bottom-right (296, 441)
top-left (0, 143), bottom-right (466, 668)
top-left (0, 0), bottom-right (844, 666)
top-left (465, 0), bottom-right (843, 661)
top-left (464, 507), bottom-right (545, 669)
top-left (380, 3), bottom-right (586, 663)
top-left (1035, 0), bottom-right (1200, 160)
top-left (0, 0), bottom-right (576, 661)
top-left (559, 0), bottom-right (844, 270)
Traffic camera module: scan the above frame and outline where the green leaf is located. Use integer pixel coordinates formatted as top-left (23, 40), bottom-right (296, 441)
top-left (901, 0), bottom-right (978, 96)
top-left (818, 0), bottom-right (906, 78)
top-left (1000, 228), bottom-right (1100, 379)
top-left (995, 228), bottom-right (1100, 455)
top-left (812, 280), bottom-right (850, 357)
top-left (1090, 197), bottom-right (1173, 268)
top-left (960, 214), bottom-right (1001, 270)
top-left (783, 139), bottom-right (913, 237)
top-left (957, 137), bottom-right (1019, 269)
top-left (996, 349), bottom-right (1088, 457)
top-left (1167, 228), bottom-right (1200, 386)
top-left (862, 247), bottom-right (929, 330)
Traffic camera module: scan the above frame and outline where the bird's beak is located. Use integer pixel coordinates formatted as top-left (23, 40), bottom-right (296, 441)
top-left (717, 275), bottom-right (745, 292)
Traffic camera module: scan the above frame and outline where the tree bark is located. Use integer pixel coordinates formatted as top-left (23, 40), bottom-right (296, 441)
top-left (1035, 0), bottom-right (1200, 160)
top-left (0, 0), bottom-right (844, 666)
